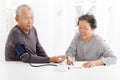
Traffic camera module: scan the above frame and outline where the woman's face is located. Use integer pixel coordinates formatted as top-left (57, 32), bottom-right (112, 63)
top-left (78, 20), bottom-right (94, 42)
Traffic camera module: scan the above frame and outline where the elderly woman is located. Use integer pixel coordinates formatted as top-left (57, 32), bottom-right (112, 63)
top-left (66, 14), bottom-right (117, 68)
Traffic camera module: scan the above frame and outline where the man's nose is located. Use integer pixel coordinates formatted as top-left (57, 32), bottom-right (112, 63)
top-left (28, 19), bottom-right (33, 24)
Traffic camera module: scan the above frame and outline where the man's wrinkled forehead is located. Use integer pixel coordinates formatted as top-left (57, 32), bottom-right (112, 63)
top-left (16, 5), bottom-right (34, 16)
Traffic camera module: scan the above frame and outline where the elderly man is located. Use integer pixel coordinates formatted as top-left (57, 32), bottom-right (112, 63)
top-left (5, 4), bottom-right (65, 63)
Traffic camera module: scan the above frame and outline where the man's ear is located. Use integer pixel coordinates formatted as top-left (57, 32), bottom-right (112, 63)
top-left (15, 16), bottom-right (18, 22)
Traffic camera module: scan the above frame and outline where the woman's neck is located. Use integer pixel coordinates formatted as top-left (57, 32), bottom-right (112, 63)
top-left (83, 34), bottom-right (93, 44)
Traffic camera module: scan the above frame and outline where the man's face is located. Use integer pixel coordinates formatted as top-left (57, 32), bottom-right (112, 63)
top-left (16, 9), bottom-right (34, 32)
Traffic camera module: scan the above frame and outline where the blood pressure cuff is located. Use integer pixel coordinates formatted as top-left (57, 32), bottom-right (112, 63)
top-left (15, 42), bottom-right (28, 58)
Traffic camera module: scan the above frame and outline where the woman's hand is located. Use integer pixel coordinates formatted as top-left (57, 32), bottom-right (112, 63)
top-left (82, 60), bottom-right (104, 68)
top-left (66, 56), bottom-right (74, 65)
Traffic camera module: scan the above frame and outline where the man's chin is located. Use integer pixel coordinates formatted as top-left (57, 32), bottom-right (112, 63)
top-left (27, 26), bottom-right (32, 29)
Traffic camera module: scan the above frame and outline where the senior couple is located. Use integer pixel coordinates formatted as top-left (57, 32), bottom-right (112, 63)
top-left (5, 4), bottom-right (117, 68)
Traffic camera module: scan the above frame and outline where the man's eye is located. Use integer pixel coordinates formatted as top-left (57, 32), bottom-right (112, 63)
top-left (25, 17), bottom-right (29, 20)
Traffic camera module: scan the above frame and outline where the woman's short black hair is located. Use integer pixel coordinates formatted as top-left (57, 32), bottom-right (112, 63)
top-left (77, 13), bottom-right (97, 29)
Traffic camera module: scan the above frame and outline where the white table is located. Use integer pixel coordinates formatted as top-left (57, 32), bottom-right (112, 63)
top-left (0, 61), bottom-right (120, 80)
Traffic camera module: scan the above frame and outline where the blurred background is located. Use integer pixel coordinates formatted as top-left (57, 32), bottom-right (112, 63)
top-left (0, 0), bottom-right (120, 62)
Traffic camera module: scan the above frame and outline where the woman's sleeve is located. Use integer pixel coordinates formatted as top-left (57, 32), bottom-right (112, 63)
top-left (97, 39), bottom-right (117, 65)
top-left (66, 33), bottom-right (79, 57)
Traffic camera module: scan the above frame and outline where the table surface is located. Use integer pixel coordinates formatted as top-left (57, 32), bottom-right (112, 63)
top-left (0, 61), bottom-right (120, 80)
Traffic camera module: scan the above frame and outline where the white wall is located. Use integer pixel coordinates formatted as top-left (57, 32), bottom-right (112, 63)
top-left (0, 0), bottom-right (120, 62)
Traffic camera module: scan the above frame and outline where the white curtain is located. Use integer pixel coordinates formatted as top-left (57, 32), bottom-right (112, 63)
top-left (0, 0), bottom-right (120, 62)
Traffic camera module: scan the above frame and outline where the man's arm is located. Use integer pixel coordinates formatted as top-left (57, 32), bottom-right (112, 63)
top-left (36, 41), bottom-right (48, 57)
top-left (15, 41), bottom-right (50, 63)
top-left (21, 54), bottom-right (50, 63)
top-left (34, 27), bottom-right (48, 57)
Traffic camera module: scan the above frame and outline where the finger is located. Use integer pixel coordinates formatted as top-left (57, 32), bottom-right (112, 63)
top-left (56, 55), bottom-right (65, 59)
top-left (57, 58), bottom-right (65, 63)
top-left (68, 56), bottom-right (73, 62)
top-left (58, 57), bottom-right (65, 60)
top-left (90, 64), bottom-right (95, 68)
top-left (61, 55), bottom-right (66, 58)
top-left (87, 64), bottom-right (92, 68)
top-left (82, 62), bottom-right (91, 68)
top-left (66, 59), bottom-right (72, 65)
top-left (82, 62), bottom-right (87, 67)
top-left (60, 55), bottom-right (65, 57)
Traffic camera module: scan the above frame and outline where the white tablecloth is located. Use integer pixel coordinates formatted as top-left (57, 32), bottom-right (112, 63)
top-left (0, 61), bottom-right (120, 80)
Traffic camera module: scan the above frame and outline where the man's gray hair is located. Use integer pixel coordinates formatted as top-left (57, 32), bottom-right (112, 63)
top-left (16, 4), bottom-right (33, 16)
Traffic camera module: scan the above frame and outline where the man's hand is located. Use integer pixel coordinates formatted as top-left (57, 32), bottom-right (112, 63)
top-left (82, 60), bottom-right (104, 68)
top-left (50, 55), bottom-right (65, 63)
